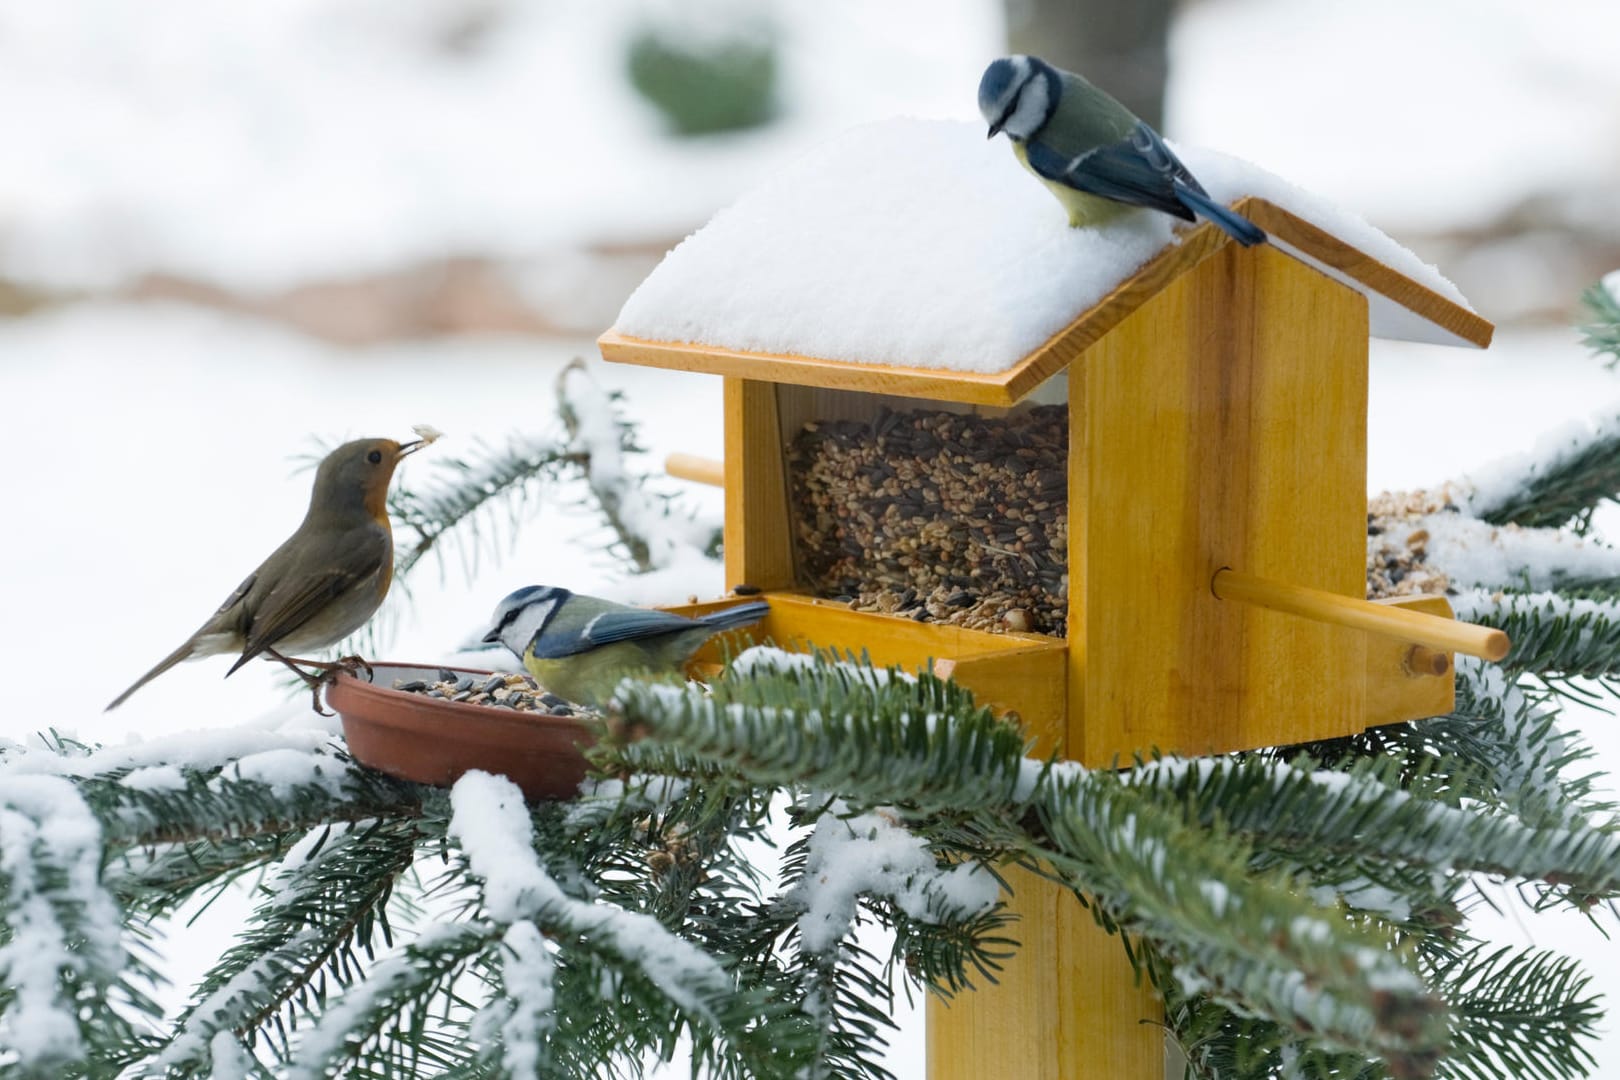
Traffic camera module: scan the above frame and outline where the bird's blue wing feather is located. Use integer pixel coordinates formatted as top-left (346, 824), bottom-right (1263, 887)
top-left (530, 608), bottom-right (698, 658)
top-left (1029, 121), bottom-right (1197, 222)
top-left (578, 610), bottom-right (698, 649)
top-left (1029, 120), bottom-right (1265, 245)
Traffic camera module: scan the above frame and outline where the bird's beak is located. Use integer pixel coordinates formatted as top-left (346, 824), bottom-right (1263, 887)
top-left (480, 626), bottom-right (501, 644)
top-left (397, 439), bottom-right (425, 458)
top-left (986, 123), bottom-right (1001, 139)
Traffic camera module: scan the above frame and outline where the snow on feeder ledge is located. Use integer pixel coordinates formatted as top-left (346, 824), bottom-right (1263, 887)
top-left (599, 115), bottom-right (1502, 1080)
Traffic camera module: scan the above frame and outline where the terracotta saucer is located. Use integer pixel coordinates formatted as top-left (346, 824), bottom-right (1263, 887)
top-left (326, 663), bottom-right (595, 801)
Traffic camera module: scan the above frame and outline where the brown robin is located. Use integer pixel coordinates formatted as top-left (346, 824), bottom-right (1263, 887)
top-left (106, 435), bottom-right (434, 712)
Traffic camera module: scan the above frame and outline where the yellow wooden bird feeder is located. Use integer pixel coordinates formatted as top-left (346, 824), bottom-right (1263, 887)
top-left (597, 130), bottom-right (1499, 1077)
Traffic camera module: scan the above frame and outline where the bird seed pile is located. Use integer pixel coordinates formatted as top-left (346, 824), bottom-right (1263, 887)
top-left (787, 404), bottom-right (1068, 635)
top-left (1366, 488), bottom-right (1454, 600)
top-left (391, 670), bottom-right (586, 715)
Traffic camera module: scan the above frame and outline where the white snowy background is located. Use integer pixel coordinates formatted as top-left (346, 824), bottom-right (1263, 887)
top-left (3, 0), bottom-right (1620, 1074)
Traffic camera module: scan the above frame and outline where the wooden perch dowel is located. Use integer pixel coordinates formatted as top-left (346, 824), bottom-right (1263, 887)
top-left (665, 452), bottom-right (724, 488)
top-left (1212, 568), bottom-right (1510, 662)
top-left (1404, 644), bottom-right (1451, 677)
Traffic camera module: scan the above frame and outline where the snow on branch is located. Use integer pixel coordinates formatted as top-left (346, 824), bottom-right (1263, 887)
top-left (1453, 406), bottom-right (1620, 530)
top-left (787, 800), bottom-right (998, 956)
top-left (0, 775), bottom-right (130, 1068)
top-left (447, 771), bottom-right (735, 1020)
top-left (556, 358), bottom-right (719, 573)
top-left (476, 921), bottom-right (558, 1078)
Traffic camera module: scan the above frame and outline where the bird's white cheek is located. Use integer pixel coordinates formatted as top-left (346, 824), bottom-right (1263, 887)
top-left (507, 600), bottom-right (558, 656)
top-left (1007, 79), bottom-right (1050, 139)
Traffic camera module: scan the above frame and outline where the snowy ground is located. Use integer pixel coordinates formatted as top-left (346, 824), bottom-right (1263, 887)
top-left (4, 0), bottom-right (1620, 1073)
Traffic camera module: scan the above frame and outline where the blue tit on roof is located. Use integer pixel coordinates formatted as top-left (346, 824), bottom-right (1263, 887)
top-left (978, 54), bottom-right (1266, 246)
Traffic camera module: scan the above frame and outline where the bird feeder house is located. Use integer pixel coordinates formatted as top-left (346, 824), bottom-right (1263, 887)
top-left (597, 119), bottom-right (1499, 1079)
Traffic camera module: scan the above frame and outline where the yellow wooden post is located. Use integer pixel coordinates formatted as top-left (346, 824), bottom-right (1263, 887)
top-left (722, 377), bottom-right (797, 590)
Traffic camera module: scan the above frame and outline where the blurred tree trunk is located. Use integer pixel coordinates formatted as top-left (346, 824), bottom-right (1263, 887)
top-left (1005, 0), bottom-right (1175, 127)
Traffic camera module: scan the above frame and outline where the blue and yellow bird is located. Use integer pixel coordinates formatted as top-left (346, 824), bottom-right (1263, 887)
top-left (977, 54), bottom-right (1266, 246)
top-left (482, 585), bottom-right (769, 707)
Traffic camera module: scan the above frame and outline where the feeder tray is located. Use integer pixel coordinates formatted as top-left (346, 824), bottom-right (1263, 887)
top-left (327, 663), bottom-right (595, 802)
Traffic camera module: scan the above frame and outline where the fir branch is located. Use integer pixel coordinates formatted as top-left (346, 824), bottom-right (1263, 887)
top-left (448, 771), bottom-right (814, 1078)
top-left (787, 934), bottom-right (901, 1080)
top-left (1132, 754), bottom-right (1620, 898)
top-left (78, 757), bottom-right (423, 853)
top-left (1452, 279), bottom-right (1620, 525)
top-left (1420, 513), bottom-right (1620, 592)
top-left (1036, 771), bottom-right (1448, 1076)
top-left (612, 659), bottom-right (1620, 1073)
top-left (1426, 943), bottom-right (1600, 1080)
top-left (612, 668), bottom-right (1449, 1071)
top-left (1459, 587), bottom-right (1620, 685)
top-left (156, 816), bottom-right (423, 1074)
top-left (1467, 418), bottom-right (1620, 530)
top-left (386, 431), bottom-right (579, 586)
top-left (284, 921), bottom-right (495, 1079)
top-left (474, 920), bottom-right (557, 1078)
top-left (1579, 277), bottom-right (1620, 370)
top-left (1265, 659), bottom-right (1612, 831)
top-left (105, 831), bottom-right (301, 922)
top-left (610, 656), bottom-right (1032, 815)
top-left (1162, 985), bottom-right (1388, 1080)
top-left (1454, 660), bottom-right (1613, 827)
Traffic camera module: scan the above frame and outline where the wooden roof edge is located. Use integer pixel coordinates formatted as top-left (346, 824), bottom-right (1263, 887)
top-left (1239, 198), bottom-right (1494, 349)
top-left (596, 330), bottom-right (1027, 407)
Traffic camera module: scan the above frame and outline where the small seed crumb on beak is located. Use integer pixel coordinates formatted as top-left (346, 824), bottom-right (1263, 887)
top-left (412, 424), bottom-right (444, 445)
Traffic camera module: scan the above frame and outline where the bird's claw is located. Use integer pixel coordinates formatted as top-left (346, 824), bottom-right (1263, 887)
top-left (310, 679), bottom-right (335, 717)
top-left (332, 654), bottom-right (374, 682)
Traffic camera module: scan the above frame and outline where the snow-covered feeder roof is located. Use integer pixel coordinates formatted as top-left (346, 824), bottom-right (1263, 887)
top-left (602, 118), bottom-right (1492, 407)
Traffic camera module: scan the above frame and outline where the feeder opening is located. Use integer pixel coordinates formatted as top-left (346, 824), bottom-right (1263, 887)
top-left (786, 396), bottom-right (1069, 636)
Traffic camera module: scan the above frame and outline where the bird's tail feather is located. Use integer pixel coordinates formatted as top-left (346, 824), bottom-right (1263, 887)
top-left (697, 600), bottom-right (770, 634)
top-left (1174, 186), bottom-right (1267, 247)
top-left (105, 640), bottom-right (196, 711)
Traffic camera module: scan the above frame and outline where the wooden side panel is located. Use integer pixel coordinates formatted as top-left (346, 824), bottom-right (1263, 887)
top-left (936, 647), bottom-right (1066, 736)
top-left (1070, 242), bottom-right (1370, 764)
top-left (723, 378), bottom-right (797, 591)
top-left (1364, 595), bottom-right (1457, 725)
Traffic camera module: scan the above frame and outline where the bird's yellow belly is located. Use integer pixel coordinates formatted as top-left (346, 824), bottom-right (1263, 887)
top-left (523, 641), bottom-right (662, 708)
top-left (1012, 142), bottom-right (1131, 228)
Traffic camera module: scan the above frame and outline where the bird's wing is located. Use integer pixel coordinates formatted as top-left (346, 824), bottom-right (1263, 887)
top-left (212, 573), bottom-right (257, 619)
top-left (1038, 122), bottom-right (1200, 222)
top-left (231, 529), bottom-right (389, 669)
top-left (532, 609), bottom-right (698, 658)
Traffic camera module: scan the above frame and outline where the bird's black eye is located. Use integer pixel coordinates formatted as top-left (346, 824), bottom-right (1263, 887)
top-left (368, 450), bottom-right (383, 464)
